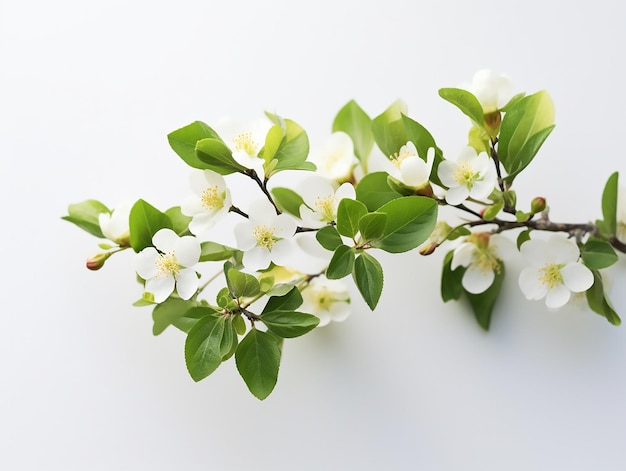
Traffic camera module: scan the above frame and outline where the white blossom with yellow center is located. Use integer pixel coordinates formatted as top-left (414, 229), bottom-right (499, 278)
top-left (438, 146), bottom-right (497, 205)
top-left (518, 235), bottom-right (593, 309)
top-left (297, 175), bottom-right (356, 229)
top-left (451, 233), bottom-right (514, 294)
top-left (215, 118), bottom-right (269, 178)
top-left (381, 141), bottom-right (434, 189)
top-left (308, 131), bottom-right (357, 183)
top-left (136, 228), bottom-right (201, 303)
top-left (300, 276), bottom-right (350, 327)
top-left (181, 170), bottom-right (232, 235)
top-left (234, 200), bottom-right (297, 271)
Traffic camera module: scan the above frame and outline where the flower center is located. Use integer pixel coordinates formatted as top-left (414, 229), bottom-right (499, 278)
top-left (253, 225), bottom-right (278, 249)
top-left (155, 251), bottom-right (180, 277)
top-left (201, 185), bottom-right (224, 211)
top-left (391, 145), bottom-right (417, 167)
top-left (314, 195), bottom-right (338, 222)
top-left (539, 263), bottom-right (563, 288)
top-left (473, 246), bottom-right (501, 274)
top-left (233, 132), bottom-right (258, 156)
top-left (453, 161), bottom-right (479, 186)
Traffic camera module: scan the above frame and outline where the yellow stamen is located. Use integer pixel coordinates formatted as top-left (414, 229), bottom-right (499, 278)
top-left (314, 195), bottom-right (338, 222)
top-left (539, 264), bottom-right (563, 288)
top-left (201, 185), bottom-right (224, 211)
top-left (155, 251), bottom-right (180, 277)
top-left (233, 132), bottom-right (258, 156)
top-left (253, 225), bottom-right (277, 249)
top-left (453, 161), bottom-right (479, 186)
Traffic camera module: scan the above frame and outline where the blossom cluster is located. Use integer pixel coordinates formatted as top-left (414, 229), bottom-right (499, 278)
top-left (65, 70), bottom-right (625, 399)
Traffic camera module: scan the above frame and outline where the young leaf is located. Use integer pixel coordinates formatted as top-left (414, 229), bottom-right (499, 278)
top-left (352, 251), bottom-right (383, 310)
top-left (261, 311), bottom-right (320, 338)
top-left (235, 328), bottom-right (281, 400)
top-left (262, 286), bottom-right (303, 313)
top-left (220, 317), bottom-right (239, 361)
top-left (262, 116), bottom-right (315, 175)
top-left (152, 298), bottom-right (202, 335)
top-left (371, 100), bottom-right (409, 158)
top-left (185, 314), bottom-right (226, 382)
top-left (172, 306), bottom-right (215, 333)
top-left (316, 225), bottom-right (343, 251)
top-left (332, 100), bottom-right (374, 163)
top-left (358, 212), bottom-right (387, 244)
top-left (438, 88), bottom-right (485, 127)
top-left (586, 269), bottom-right (621, 326)
top-left (441, 250), bottom-right (465, 302)
top-left (336, 198), bottom-right (368, 238)
top-left (464, 262), bottom-right (505, 331)
top-left (62, 199), bottom-right (110, 238)
top-left (498, 91), bottom-right (555, 182)
top-left (355, 172), bottom-right (402, 211)
top-left (167, 121), bottom-right (223, 169)
top-left (129, 199), bottom-right (173, 252)
top-left (516, 229), bottom-right (532, 250)
top-left (326, 245), bottom-right (355, 280)
top-left (227, 268), bottom-right (261, 298)
top-left (271, 187), bottom-right (306, 218)
top-left (200, 241), bottom-right (235, 262)
top-left (601, 172), bottom-right (619, 236)
top-left (165, 206), bottom-right (192, 235)
top-left (196, 138), bottom-right (248, 175)
top-left (402, 114), bottom-right (445, 186)
top-left (581, 238), bottom-right (618, 269)
top-left (373, 196), bottom-right (438, 253)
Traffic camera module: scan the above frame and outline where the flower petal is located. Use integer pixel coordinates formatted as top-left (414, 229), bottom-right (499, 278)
top-left (175, 236), bottom-right (201, 267)
top-left (145, 276), bottom-right (175, 303)
top-left (153, 228), bottom-right (179, 252)
top-left (462, 265), bottom-right (495, 294)
top-left (561, 263), bottom-right (594, 292)
top-left (545, 284), bottom-right (571, 309)
top-left (437, 160), bottom-right (457, 187)
top-left (445, 185), bottom-right (470, 206)
top-left (519, 267), bottom-right (548, 300)
top-left (136, 247), bottom-right (159, 279)
top-left (243, 246), bottom-right (271, 271)
top-left (175, 269), bottom-right (199, 300)
top-left (451, 243), bottom-right (474, 269)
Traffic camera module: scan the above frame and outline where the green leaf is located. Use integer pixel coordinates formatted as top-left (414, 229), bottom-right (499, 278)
top-left (326, 245), bottom-right (355, 279)
top-left (129, 199), bottom-right (173, 252)
top-left (516, 229), bottom-right (532, 250)
top-left (62, 199), bottom-right (110, 238)
top-left (262, 115), bottom-right (315, 175)
top-left (332, 100), bottom-right (374, 163)
top-left (371, 100), bottom-right (409, 158)
top-left (227, 268), bottom-right (261, 298)
top-left (200, 241), bottom-right (235, 262)
top-left (441, 250), bottom-right (465, 302)
top-left (438, 88), bottom-right (485, 126)
top-left (185, 314), bottom-right (226, 381)
top-left (352, 251), bottom-right (383, 310)
top-left (498, 91), bottom-right (555, 182)
top-left (152, 298), bottom-right (202, 335)
top-left (261, 311), bottom-right (320, 338)
top-left (165, 206), bottom-right (192, 235)
top-left (358, 212), bottom-right (387, 244)
top-left (233, 315), bottom-right (246, 335)
top-left (601, 172), bottom-right (619, 236)
top-left (262, 286), bottom-right (303, 313)
top-left (586, 270), bottom-right (621, 326)
top-left (482, 201), bottom-right (504, 221)
top-left (167, 121), bottom-right (223, 169)
top-left (261, 125), bottom-right (285, 164)
top-left (172, 306), bottom-right (213, 333)
top-left (373, 196), bottom-right (438, 253)
top-left (221, 317), bottom-right (239, 361)
top-left (316, 225), bottom-right (343, 251)
top-left (581, 238), bottom-right (618, 269)
top-left (464, 262), bottom-right (505, 331)
top-left (271, 187), bottom-right (305, 218)
top-left (336, 198), bottom-right (368, 238)
top-left (196, 138), bottom-right (248, 175)
top-left (235, 329), bottom-right (281, 400)
top-left (355, 172), bottom-right (402, 211)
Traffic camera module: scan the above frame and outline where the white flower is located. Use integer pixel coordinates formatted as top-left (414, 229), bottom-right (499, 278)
top-left (98, 202), bottom-right (132, 246)
top-left (136, 229), bottom-right (201, 303)
top-left (301, 276), bottom-right (350, 327)
top-left (617, 185), bottom-right (626, 244)
top-left (309, 132), bottom-right (357, 182)
top-left (464, 69), bottom-right (514, 113)
top-left (216, 118), bottom-right (269, 178)
top-left (298, 175), bottom-right (356, 229)
top-left (452, 233), bottom-right (514, 293)
top-left (518, 235), bottom-right (594, 309)
top-left (181, 170), bottom-right (232, 235)
top-left (438, 146), bottom-right (497, 205)
top-left (234, 200), bottom-right (298, 271)
top-left (384, 142), bottom-right (434, 189)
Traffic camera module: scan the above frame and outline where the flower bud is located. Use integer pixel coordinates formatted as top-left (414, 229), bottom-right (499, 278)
top-left (484, 110), bottom-right (502, 132)
top-left (86, 252), bottom-right (111, 271)
top-left (530, 197), bottom-right (546, 214)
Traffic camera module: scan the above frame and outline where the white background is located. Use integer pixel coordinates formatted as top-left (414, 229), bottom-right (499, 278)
top-left (2, 0), bottom-right (626, 469)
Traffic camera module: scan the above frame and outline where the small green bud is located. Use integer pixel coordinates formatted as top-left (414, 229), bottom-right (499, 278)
top-left (86, 252), bottom-right (112, 271)
top-left (530, 197), bottom-right (546, 214)
top-left (502, 190), bottom-right (517, 211)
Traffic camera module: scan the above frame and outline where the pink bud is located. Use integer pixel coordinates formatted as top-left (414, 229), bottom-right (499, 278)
top-left (86, 252), bottom-right (111, 271)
